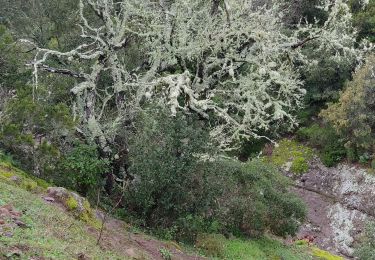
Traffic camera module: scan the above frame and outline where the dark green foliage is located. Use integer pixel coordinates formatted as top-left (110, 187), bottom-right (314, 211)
top-left (282, 0), bottom-right (328, 26)
top-left (355, 222), bottom-right (375, 260)
top-left (217, 161), bottom-right (306, 238)
top-left (297, 124), bottom-right (346, 167)
top-left (237, 138), bottom-right (269, 161)
top-left (302, 56), bottom-right (353, 105)
top-left (0, 0), bottom-right (80, 49)
top-left (59, 143), bottom-right (110, 195)
top-left (125, 111), bottom-right (306, 242)
top-left (125, 110), bottom-right (217, 231)
top-left (0, 85), bottom-right (75, 177)
top-left (350, 0), bottom-right (375, 42)
top-left (321, 56), bottom-right (375, 160)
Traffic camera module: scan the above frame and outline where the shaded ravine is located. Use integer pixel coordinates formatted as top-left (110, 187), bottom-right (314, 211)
top-left (290, 158), bottom-right (375, 258)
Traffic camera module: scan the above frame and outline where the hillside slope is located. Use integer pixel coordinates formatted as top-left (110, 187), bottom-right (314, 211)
top-left (0, 160), bottom-right (340, 260)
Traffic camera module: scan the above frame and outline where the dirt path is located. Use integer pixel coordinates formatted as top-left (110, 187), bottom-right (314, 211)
top-left (42, 187), bottom-right (205, 260)
top-left (91, 212), bottom-right (204, 260)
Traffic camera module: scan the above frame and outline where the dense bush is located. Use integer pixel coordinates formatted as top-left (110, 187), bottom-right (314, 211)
top-left (0, 86), bottom-right (75, 177)
top-left (216, 160), bottom-right (306, 237)
top-left (297, 124), bottom-right (347, 167)
top-left (59, 143), bottom-right (110, 196)
top-left (350, 0), bottom-right (375, 42)
top-left (124, 111), bottom-right (306, 242)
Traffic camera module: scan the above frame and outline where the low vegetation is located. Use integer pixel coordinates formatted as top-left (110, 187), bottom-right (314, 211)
top-left (267, 139), bottom-right (314, 174)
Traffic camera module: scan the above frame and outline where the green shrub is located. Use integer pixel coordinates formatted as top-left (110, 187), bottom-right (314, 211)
top-left (346, 146), bottom-right (358, 163)
top-left (371, 159), bottom-right (375, 170)
top-left (297, 124), bottom-right (346, 167)
top-left (320, 148), bottom-right (347, 167)
top-left (66, 196), bottom-right (78, 210)
top-left (125, 110), bottom-right (221, 241)
top-left (359, 153), bottom-right (371, 165)
top-left (159, 247), bottom-right (173, 260)
top-left (321, 55), bottom-right (375, 159)
top-left (215, 160), bottom-right (307, 238)
top-left (125, 110), bottom-right (306, 242)
top-left (21, 179), bottom-right (38, 191)
top-left (59, 143), bottom-right (110, 196)
top-left (291, 157), bottom-right (309, 174)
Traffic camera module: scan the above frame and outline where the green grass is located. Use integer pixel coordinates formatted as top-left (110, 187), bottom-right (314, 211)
top-left (268, 139), bottom-right (314, 174)
top-left (0, 181), bottom-right (125, 259)
top-left (217, 237), bottom-right (311, 260)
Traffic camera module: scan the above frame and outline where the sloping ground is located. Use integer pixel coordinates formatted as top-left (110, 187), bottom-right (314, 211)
top-left (0, 161), bottom-right (205, 259)
top-left (0, 159), bottom-right (342, 260)
top-left (294, 158), bottom-right (375, 258)
top-left (0, 181), bottom-right (125, 259)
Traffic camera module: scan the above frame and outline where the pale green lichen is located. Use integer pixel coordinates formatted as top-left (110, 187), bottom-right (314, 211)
top-left (27, 0), bottom-right (367, 153)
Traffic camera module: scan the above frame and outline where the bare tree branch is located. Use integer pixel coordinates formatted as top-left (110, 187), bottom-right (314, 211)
top-left (26, 63), bottom-right (86, 79)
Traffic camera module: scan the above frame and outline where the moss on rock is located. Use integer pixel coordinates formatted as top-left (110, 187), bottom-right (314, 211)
top-left (66, 196), bottom-right (79, 210)
top-left (47, 187), bottom-right (101, 228)
top-left (312, 247), bottom-right (344, 260)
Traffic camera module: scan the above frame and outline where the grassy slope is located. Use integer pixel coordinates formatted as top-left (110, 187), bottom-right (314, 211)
top-left (0, 180), bottom-right (126, 259)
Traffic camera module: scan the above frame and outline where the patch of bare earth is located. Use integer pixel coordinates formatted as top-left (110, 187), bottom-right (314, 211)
top-left (89, 213), bottom-right (205, 260)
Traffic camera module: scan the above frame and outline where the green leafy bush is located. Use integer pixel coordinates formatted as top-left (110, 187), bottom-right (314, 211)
top-left (125, 111), bottom-right (306, 242)
top-left (291, 157), bottom-right (309, 174)
top-left (321, 55), bottom-right (375, 160)
top-left (59, 143), bottom-right (110, 195)
top-left (297, 124), bottom-right (346, 167)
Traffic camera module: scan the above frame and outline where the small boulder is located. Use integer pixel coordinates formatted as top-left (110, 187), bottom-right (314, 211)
top-left (47, 187), bottom-right (99, 227)
top-left (43, 196), bottom-right (55, 202)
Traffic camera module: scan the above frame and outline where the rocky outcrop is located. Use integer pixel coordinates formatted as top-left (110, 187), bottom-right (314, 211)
top-left (292, 158), bottom-right (375, 258)
top-left (46, 187), bottom-right (100, 227)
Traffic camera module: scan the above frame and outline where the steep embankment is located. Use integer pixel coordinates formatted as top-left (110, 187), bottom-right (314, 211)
top-left (293, 159), bottom-right (375, 258)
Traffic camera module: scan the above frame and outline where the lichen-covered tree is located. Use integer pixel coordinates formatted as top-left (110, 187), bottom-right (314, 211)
top-left (20, 0), bottom-right (371, 191)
